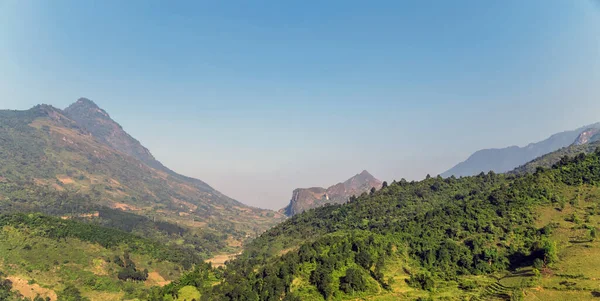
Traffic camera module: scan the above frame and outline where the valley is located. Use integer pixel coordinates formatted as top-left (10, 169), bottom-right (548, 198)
top-left (2, 100), bottom-right (600, 300)
top-left (2, 2), bottom-right (597, 300)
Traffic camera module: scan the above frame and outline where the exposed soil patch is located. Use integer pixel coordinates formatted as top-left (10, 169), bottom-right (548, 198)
top-left (56, 176), bottom-right (75, 184)
top-left (8, 276), bottom-right (57, 301)
top-left (111, 202), bottom-right (140, 211)
top-left (89, 258), bottom-right (108, 276)
top-left (146, 272), bottom-right (170, 287)
top-left (206, 253), bottom-right (241, 268)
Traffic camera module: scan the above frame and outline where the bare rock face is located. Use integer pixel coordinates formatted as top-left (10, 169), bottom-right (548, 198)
top-left (280, 170), bottom-right (382, 217)
top-left (573, 128), bottom-right (600, 146)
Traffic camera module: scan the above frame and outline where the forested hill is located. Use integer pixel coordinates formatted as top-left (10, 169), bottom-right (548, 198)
top-left (153, 148), bottom-right (600, 300)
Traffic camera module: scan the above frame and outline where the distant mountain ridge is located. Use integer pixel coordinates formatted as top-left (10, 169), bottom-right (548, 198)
top-left (511, 134), bottom-right (600, 175)
top-left (280, 170), bottom-right (382, 216)
top-left (441, 122), bottom-right (600, 177)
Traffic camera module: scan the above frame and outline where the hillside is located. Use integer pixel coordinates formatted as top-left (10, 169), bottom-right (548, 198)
top-left (511, 140), bottom-right (600, 175)
top-left (63, 98), bottom-right (218, 194)
top-left (280, 170), bottom-right (382, 216)
top-left (441, 122), bottom-right (600, 177)
top-left (0, 213), bottom-right (209, 301)
top-left (0, 102), bottom-right (283, 254)
top-left (151, 148), bottom-right (600, 300)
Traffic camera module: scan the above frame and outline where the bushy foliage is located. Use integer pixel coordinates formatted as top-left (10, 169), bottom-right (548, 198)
top-left (339, 268), bottom-right (368, 294)
top-left (152, 150), bottom-right (600, 300)
top-left (116, 251), bottom-right (149, 282)
top-left (58, 284), bottom-right (90, 301)
top-left (0, 213), bottom-right (202, 268)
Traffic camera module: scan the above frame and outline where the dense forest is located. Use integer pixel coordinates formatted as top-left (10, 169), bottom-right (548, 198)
top-left (145, 148), bottom-right (600, 300)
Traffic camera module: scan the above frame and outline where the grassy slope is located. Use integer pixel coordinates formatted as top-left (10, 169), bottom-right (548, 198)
top-left (0, 213), bottom-right (206, 301)
top-left (360, 184), bottom-right (600, 300)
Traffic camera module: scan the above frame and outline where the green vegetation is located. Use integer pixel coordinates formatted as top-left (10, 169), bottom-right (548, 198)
top-left (4, 104), bottom-right (600, 300)
top-left (511, 140), bottom-right (600, 175)
top-left (0, 213), bottom-right (206, 300)
top-left (0, 106), bottom-right (283, 261)
top-left (149, 148), bottom-right (600, 300)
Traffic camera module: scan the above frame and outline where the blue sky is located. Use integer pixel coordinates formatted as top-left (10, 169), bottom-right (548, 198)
top-left (1, 0), bottom-right (599, 209)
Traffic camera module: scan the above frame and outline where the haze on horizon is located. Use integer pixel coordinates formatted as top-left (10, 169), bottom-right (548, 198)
top-left (1, 0), bottom-right (599, 210)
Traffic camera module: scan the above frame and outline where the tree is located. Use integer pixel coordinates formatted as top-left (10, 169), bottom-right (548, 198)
top-left (406, 273), bottom-right (434, 291)
top-left (370, 187), bottom-right (376, 195)
top-left (339, 268), bottom-right (367, 294)
top-left (58, 284), bottom-right (89, 301)
top-left (310, 265), bottom-right (333, 300)
top-left (542, 239), bottom-right (559, 265)
top-left (355, 250), bottom-right (373, 269)
top-left (533, 258), bottom-right (544, 270)
top-left (381, 181), bottom-right (388, 189)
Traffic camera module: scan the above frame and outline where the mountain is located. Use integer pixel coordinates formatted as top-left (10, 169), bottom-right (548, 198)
top-left (573, 127), bottom-right (600, 145)
top-left (0, 100), bottom-right (284, 250)
top-left (64, 98), bottom-right (216, 193)
top-left (279, 170), bottom-right (382, 216)
top-left (441, 122), bottom-right (600, 178)
top-left (511, 136), bottom-right (600, 175)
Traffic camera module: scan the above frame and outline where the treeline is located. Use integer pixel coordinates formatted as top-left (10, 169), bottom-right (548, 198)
top-left (0, 213), bottom-right (202, 269)
top-left (0, 182), bottom-right (229, 259)
top-left (151, 148), bottom-right (600, 300)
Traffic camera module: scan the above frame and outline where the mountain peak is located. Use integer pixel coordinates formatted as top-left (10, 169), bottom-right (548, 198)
top-left (346, 170), bottom-right (378, 185)
top-left (280, 171), bottom-right (382, 216)
top-left (75, 97), bottom-right (99, 108)
top-left (66, 97), bottom-right (111, 120)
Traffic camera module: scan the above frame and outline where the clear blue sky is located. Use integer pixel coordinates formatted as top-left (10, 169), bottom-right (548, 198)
top-left (1, 0), bottom-right (599, 209)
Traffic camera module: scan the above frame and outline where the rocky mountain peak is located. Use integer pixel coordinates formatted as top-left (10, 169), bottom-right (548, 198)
top-left (74, 97), bottom-right (99, 108)
top-left (280, 171), bottom-right (382, 217)
top-left (66, 98), bottom-right (113, 122)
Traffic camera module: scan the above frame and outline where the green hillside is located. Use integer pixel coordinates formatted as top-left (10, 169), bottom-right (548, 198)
top-left (150, 148), bottom-right (600, 300)
top-left (0, 181), bottom-right (236, 260)
top-left (511, 140), bottom-right (600, 175)
top-left (0, 104), bottom-right (283, 258)
top-left (0, 213), bottom-right (210, 301)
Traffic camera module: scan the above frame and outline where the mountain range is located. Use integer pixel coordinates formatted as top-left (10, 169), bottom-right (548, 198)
top-left (3, 99), bottom-right (600, 300)
top-left (442, 122), bottom-right (600, 177)
top-left (279, 170), bottom-right (382, 216)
